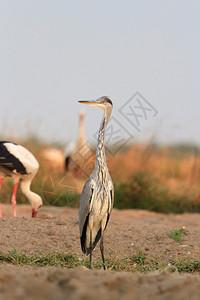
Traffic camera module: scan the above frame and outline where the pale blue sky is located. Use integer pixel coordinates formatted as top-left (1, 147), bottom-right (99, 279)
top-left (0, 0), bottom-right (200, 147)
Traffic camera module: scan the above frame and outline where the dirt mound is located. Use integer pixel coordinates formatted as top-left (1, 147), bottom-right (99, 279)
top-left (1, 265), bottom-right (200, 300)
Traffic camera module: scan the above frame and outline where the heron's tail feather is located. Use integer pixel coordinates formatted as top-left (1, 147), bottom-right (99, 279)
top-left (80, 214), bottom-right (89, 254)
top-left (83, 228), bottom-right (102, 255)
top-left (80, 214), bottom-right (102, 255)
top-left (91, 227), bottom-right (101, 252)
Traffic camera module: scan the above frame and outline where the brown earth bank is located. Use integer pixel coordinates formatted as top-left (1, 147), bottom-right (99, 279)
top-left (0, 205), bottom-right (200, 299)
top-left (1, 265), bottom-right (200, 300)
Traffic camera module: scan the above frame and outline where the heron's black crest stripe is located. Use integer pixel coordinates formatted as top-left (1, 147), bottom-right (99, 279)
top-left (0, 142), bottom-right (27, 175)
top-left (101, 97), bottom-right (113, 106)
top-left (80, 213), bottom-right (89, 254)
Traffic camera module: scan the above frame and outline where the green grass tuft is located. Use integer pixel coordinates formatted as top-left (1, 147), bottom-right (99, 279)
top-left (169, 229), bottom-right (183, 242)
top-left (1, 249), bottom-right (200, 273)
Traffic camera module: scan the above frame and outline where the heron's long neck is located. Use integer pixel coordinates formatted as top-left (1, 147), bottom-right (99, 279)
top-left (95, 107), bottom-right (112, 170)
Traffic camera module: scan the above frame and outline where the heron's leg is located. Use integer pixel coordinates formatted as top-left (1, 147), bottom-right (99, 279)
top-left (100, 232), bottom-right (106, 270)
top-left (11, 182), bottom-right (18, 217)
top-left (89, 229), bottom-right (93, 269)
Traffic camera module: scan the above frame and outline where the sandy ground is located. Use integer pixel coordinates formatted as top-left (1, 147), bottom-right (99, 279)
top-left (0, 204), bottom-right (200, 299)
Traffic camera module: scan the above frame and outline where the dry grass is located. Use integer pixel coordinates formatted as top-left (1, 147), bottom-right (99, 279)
top-left (0, 137), bottom-right (200, 212)
top-left (108, 143), bottom-right (200, 199)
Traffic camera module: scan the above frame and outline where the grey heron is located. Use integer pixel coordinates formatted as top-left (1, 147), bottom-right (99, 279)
top-left (78, 96), bottom-right (114, 269)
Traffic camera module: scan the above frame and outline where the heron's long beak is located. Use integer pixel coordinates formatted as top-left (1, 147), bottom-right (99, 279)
top-left (32, 208), bottom-right (38, 218)
top-left (78, 100), bottom-right (101, 107)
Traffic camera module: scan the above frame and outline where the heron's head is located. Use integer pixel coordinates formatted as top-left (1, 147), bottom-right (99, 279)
top-left (78, 96), bottom-right (113, 110)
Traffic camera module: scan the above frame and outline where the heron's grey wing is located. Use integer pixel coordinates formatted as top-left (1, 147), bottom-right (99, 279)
top-left (91, 182), bottom-right (114, 252)
top-left (79, 179), bottom-right (94, 254)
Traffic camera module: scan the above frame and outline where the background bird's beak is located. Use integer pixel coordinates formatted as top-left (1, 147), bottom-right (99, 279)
top-left (32, 208), bottom-right (38, 218)
top-left (78, 100), bottom-right (101, 107)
